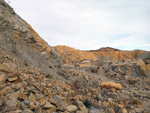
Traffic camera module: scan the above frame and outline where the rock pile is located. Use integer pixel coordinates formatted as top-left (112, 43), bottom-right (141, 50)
top-left (0, 0), bottom-right (150, 113)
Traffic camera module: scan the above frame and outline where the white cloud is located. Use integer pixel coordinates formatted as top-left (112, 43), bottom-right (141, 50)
top-left (9, 0), bottom-right (150, 50)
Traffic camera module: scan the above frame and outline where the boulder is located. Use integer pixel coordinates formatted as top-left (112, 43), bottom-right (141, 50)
top-left (100, 81), bottom-right (122, 90)
top-left (66, 105), bottom-right (78, 113)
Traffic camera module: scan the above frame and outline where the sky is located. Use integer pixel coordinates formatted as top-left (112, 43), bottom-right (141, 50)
top-left (6, 0), bottom-right (150, 50)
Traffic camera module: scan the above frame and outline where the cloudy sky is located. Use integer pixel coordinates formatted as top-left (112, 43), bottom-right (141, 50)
top-left (7, 0), bottom-right (150, 50)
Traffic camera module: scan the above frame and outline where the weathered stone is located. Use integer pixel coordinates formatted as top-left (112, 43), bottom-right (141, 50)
top-left (29, 101), bottom-right (36, 109)
top-left (0, 63), bottom-right (18, 76)
top-left (28, 93), bottom-right (36, 102)
top-left (20, 74), bottom-right (29, 80)
top-left (66, 105), bottom-right (78, 113)
top-left (102, 101), bottom-right (110, 107)
top-left (24, 100), bottom-right (30, 105)
top-left (38, 98), bottom-right (45, 103)
top-left (43, 102), bottom-right (54, 108)
top-left (53, 95), bottom-right (63, 102)
top-left (19, 92), bottom-right (25, 100)
top-left (9, 92), bottom-right (19, 100)
top-left (13, 110), bottom-right (23, 113)
top-left (0, 86), bottom-right (13, 95)
top-left (20, 102), bottom-right (28, 110)
top-left (76, 101), bottom-right (88, 113)
top-left (0, 74), bottom-right (6, 82)
top-left (5, 99), bottom-right (18, 111)
top-left (8, 77), bottom-right (18, 82)
top-left (15, 83), bottom-right (22, 90)
top-left (100, 82), bottom-right (122, 90)
top-left (57, 101), bottom-right (68, 111)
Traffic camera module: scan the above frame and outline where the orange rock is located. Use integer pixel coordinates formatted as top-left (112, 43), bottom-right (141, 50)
top-left (103, 101), bottom-right (110, 107)
top-left (134, 97), bottom-right (141, 105)
top-left (19, 92), bottom-right (25, 100)
top-left (38, 98), bottom-right (45, 103)
top-left (46, 48), bottom-right (51, 53)
top-left (136, 105), bottom-right (142, 108)
top-left (120, 101), bottom-right (124, 106)
top-left (91, 89), bottom-right (97, 95)
top-left (100, 82), bottom-right (122, 90)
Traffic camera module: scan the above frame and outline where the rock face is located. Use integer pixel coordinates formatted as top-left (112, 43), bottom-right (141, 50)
top-left (0, 1), bottom-right (150, 113)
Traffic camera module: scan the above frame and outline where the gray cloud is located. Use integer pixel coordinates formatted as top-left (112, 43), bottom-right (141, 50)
top-left (9, 0), bottom-right (150, 50)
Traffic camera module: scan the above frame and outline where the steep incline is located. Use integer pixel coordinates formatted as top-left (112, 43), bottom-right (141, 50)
top-left (0, 0), bottom-right (62, 74)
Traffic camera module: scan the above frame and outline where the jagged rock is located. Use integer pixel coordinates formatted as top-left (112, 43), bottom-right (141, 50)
top-left (43, 101), bottom-right (54, 108)
top-left (75, 101), bottom-right (88, 113)
top-left (100, 82), bottom-right (122, 90)
top-left (20, 102), bottom-right (28, 110)
top-left (29, 101), bottom-right (36, 110)
top-left (56, 101), bottom-right (68, 111)
top-left (28, 93), bottom-right (36, 102)
top-left (66, 105), bottom-right (78, 112)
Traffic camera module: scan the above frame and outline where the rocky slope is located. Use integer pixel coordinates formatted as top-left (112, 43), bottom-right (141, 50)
top-left (54, 46), bottom-right (150, 113)
top-left (0, 1), bottom-right (150, 113)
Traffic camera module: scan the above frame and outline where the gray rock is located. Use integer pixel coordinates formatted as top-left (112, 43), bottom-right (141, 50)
top-left (20, 102), bottom-right (28, 110)
top-left (24, 100), bottom-right (30, 105)
top-left (75, 101), bottom-right (88, 113)
top-left (5, 99), bottom-right (18, 111)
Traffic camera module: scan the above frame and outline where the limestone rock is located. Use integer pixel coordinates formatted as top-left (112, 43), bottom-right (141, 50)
top-left (43, 102), bottom-right (54, 108)
top-left (9, 92), bottom-right (19, 100)
top-left (20, 102), bottom-right (28, 110)
top-left (75, 101), bottom-right (88, 113)
top-left (28, 93), bottom-right (36, 102)
top-left (100, 81), bottom-right (122, 90)
top-left (5, 99), bottom-right (18, 111)
top-left (8, 77), bottom-right (18, 82)
top-left (0, 74), bottom-right (6, 82)
top-left (29, 101), bottom-right (36, 110)
top-left (66, 105), bottom-right (78, 112)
